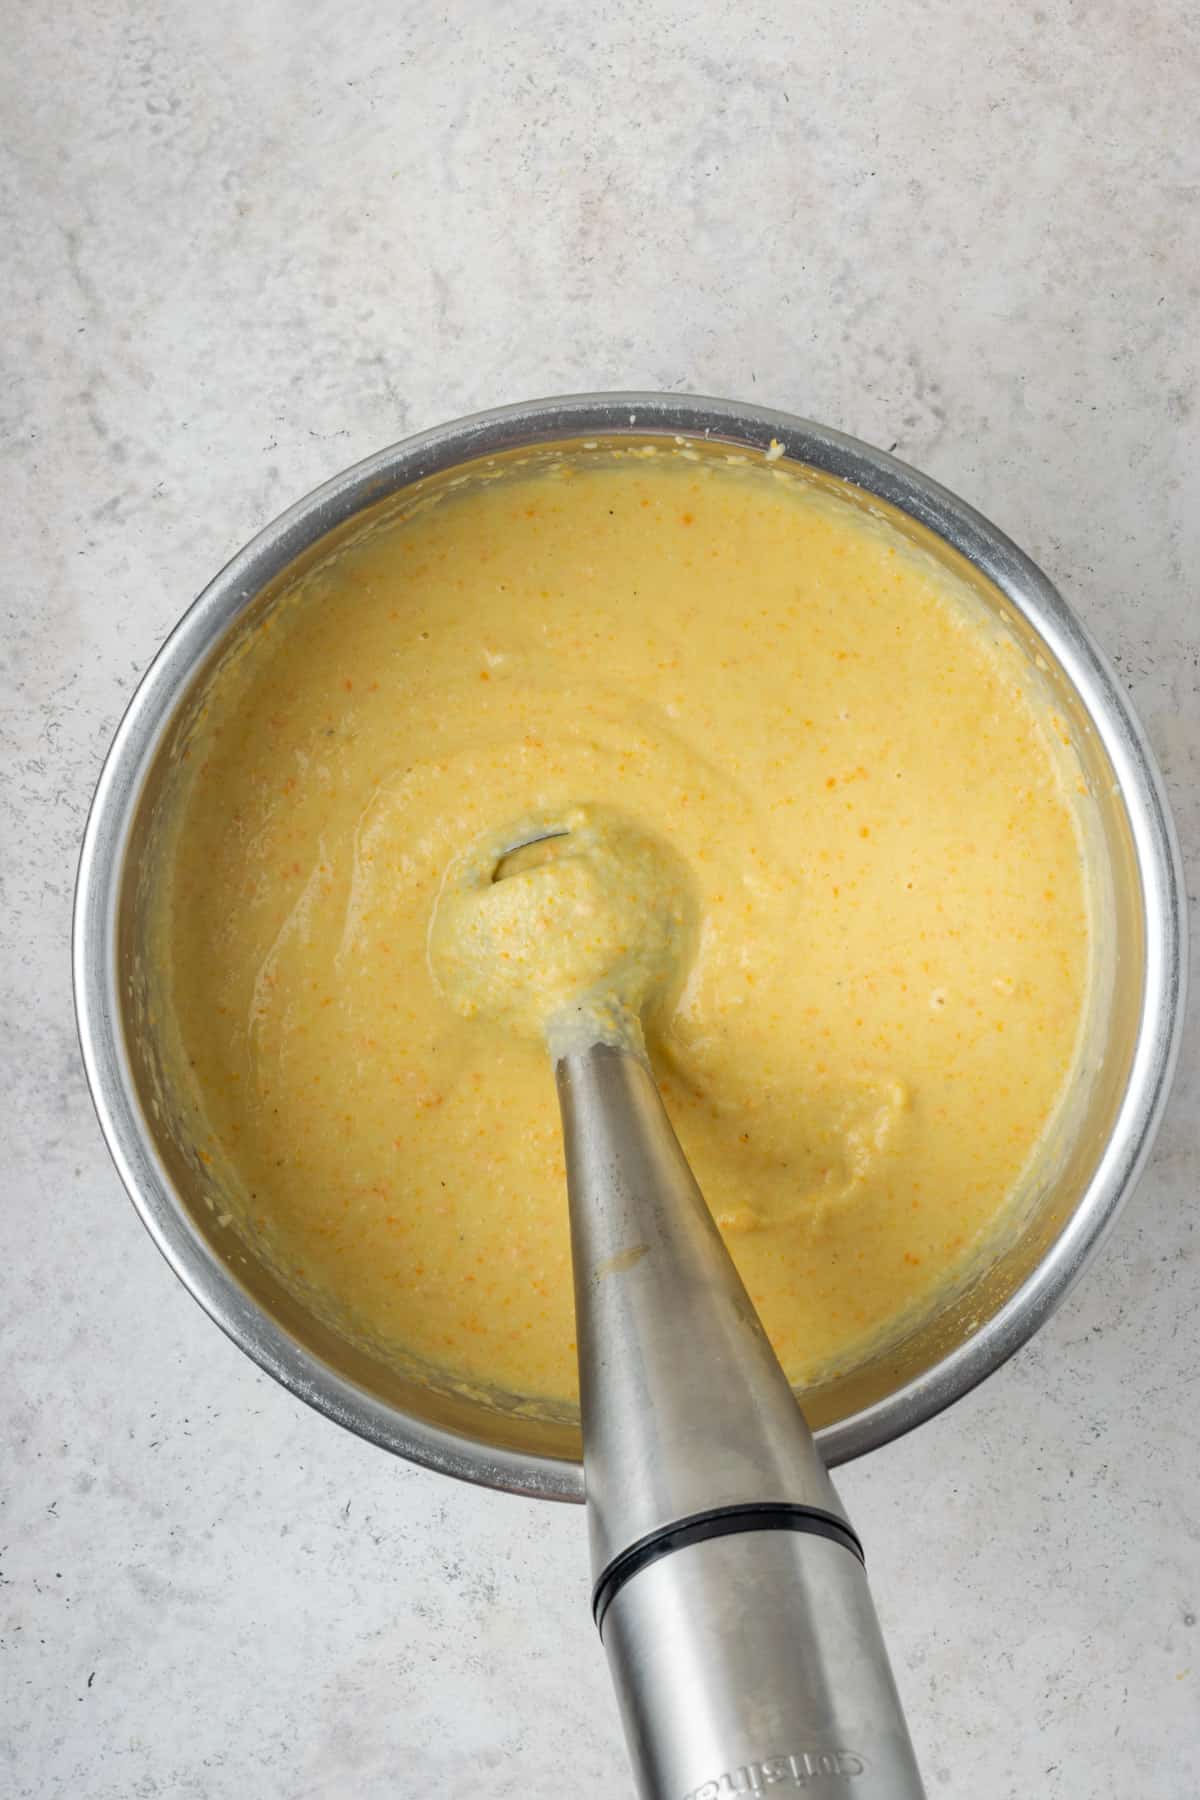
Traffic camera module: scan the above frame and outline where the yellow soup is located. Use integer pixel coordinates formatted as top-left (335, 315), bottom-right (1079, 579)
top-left (160, 447), bottom-right (1089, 1404)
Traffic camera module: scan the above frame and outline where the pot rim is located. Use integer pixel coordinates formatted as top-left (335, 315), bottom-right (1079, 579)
top-left (73, 391), bottom-right (1188, 1500)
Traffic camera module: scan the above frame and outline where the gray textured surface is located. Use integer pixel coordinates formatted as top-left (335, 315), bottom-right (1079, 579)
top-left (3, 2), bottom-right (1198, 1795)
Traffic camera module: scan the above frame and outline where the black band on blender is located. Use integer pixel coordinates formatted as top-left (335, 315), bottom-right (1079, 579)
top-left (592, 1503), bottom-right (865, 1630)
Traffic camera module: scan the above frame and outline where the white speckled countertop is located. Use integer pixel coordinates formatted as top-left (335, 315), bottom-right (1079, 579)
top-left (3, 3), bottom-right (1197, 1795)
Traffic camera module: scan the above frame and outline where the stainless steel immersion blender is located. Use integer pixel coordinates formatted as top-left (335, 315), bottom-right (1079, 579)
top-left (556, 1037), bottom-right (927, 1799)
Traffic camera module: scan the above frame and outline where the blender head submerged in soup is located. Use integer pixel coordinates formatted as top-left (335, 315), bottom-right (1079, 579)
top-left (154, 445), bottom-right (1090, 1405)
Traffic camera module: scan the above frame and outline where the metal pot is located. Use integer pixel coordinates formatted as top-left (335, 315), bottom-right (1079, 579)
top-left (73, 393), bottom-right (1187, 1501)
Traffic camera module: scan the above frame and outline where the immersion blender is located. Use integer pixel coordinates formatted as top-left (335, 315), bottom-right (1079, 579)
top-left (555, 1035), bottom-right (927, 1798)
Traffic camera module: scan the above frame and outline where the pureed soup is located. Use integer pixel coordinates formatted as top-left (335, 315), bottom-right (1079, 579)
top-left (153, 445), bottom-right (1090, 1405)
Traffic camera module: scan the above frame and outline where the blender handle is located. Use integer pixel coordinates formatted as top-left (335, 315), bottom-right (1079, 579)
top-left (598, 1517), bottom-right (926, 1800)
top-left (556, 1041), bottom-right (926, 1800)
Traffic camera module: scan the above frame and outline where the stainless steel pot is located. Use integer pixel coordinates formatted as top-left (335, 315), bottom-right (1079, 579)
top-left (73, 393), bottom-right (1187, 1501)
